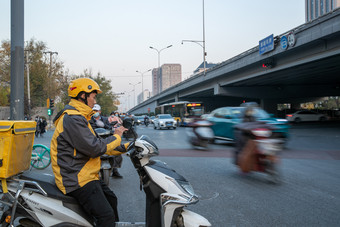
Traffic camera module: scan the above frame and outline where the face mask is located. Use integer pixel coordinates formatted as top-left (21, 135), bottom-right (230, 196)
top-left (115, 114), bottom-right (118, 116)
top-left (93, 112), bottom-right (100, 118)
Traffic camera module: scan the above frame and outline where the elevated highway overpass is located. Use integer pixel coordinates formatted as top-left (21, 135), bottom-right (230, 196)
top-left (130, 8), bottom-right (340, 115)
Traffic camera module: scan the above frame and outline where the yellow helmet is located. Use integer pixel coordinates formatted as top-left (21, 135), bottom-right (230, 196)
top-left (68, 78), bottom-right (102, 98)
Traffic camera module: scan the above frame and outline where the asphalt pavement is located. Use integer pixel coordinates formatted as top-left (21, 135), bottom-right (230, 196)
top-left (31, 123), bottom-right (340, 226)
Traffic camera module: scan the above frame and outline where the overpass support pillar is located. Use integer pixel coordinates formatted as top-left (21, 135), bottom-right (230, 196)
top-left (174, 93), bottom-right (179, 102)
top-left (260, 99), bottom-right (278, 116)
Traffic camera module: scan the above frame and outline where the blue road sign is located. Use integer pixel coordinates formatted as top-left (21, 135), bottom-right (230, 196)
top-left (259, 34), bottom-right (274, 55)
top-left (281, 35), bottom-right (288, 50)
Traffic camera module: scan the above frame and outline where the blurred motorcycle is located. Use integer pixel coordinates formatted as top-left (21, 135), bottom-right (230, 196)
top-left (234, 121), bottom-right (283, 183)
top-left (186, 119), bottom-right (214, 149)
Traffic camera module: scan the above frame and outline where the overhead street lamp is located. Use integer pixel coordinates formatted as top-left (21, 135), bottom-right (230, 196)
top-left (136, 69), bottom-right (151, 101)
top-left (129, 82), bottom-right (141, 107)
top-left (149, 45), bottom-right (173, 94)
top-left (182, 0), bottom-right (206, 74)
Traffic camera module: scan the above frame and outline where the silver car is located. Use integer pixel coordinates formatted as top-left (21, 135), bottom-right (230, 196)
top-left (153, 114), bottom-right (177, 130)
top-left (286, 110), bottom-right (328, 123)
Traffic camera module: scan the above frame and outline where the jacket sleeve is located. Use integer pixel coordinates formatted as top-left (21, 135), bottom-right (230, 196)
top-left (63, 114), bottom-right (124, 158)
top-left (105, 138), bottom-right (130, 155)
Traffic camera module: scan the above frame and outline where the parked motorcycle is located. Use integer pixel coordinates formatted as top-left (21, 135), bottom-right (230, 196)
top-left (186, 119), bottom-right (214, 149)
top-left (234, 121), bottom-right (282, 183)
top-left (0, 118), bottom-right (211, 227)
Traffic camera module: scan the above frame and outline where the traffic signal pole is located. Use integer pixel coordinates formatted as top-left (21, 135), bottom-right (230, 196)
top-left (43, 51), bottom-right (58, 129)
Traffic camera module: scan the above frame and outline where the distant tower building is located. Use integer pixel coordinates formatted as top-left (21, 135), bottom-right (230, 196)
top-left (152, 64), bottom-right (182, 95)
top-left (160, 64), bottom-right (182, 91)
top-left (137, 89), bottom-right (151, 105)
top-left (152, 68), bottom-right (160, 96)
top-left (193, 61), bottom-right (217, 76)
top-left (305, 0), bottom-right (340, 22)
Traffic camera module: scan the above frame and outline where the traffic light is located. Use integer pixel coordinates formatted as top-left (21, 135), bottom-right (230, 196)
top-left (262, 62), bottom-right (274, 69)
top-left (46, 98), bottom-right (50, 108)
top-left (47, 108), bottom-right (52, 116)
top-left (50, 99), bottom-right (54, 108)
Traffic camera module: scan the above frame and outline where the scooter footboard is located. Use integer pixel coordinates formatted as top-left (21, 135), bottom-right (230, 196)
top-left (182, 209), bottom-right (211, 227)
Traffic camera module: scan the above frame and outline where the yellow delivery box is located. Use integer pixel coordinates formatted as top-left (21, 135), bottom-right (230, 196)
top-left (0, 121), bottom-right (36, 178)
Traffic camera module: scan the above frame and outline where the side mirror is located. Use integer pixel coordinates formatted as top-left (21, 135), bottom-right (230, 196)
top-left (123, 117), bottom-right (138, 140)
top-left (123, 117), bottom-right (133, 129)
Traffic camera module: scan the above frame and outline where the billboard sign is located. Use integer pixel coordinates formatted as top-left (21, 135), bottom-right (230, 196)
top-left (259, 34), bottom-right (274, 55)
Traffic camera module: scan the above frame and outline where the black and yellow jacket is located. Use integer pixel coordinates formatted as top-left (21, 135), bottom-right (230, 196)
top-left (51, 99), bottom-right (129, 194)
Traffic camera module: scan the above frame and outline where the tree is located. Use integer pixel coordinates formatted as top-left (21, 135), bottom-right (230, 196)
top-left (0, 40), bottom-right (10, 105)
top-left (0, 39), bottom-right (119, 116)
top-left (93, 73), bottom-right (118, 116)
top-left (0, 38), bottom-right (66, 116)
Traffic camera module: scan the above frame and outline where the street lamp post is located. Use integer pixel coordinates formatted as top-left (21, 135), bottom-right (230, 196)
top-left (129, 82), bottom-right (141, 107)
top-left (136, 69), bottom-right (151, 101)
top-left (149, 45), bottom-right (173, 94)
top-left (182, 0), bottom-right (206, 74)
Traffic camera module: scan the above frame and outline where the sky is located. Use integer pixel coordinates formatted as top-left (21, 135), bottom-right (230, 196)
top-left (0, 0), bottom-right (305, 112)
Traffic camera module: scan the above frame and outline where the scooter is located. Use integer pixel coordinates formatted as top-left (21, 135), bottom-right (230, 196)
top-left (234, 121), bottom-right (282, 183)
top-left (144, 118), bottom-right (150, 127)
top-left (186, 119), bottom-right (214, 149)
top-left (0, 118), bottom-right (211, 227)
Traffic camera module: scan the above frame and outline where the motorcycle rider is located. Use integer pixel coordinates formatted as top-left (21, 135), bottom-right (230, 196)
top-left (144, 115), bottom-right (149, 126)
top-left (89, 104), bottom-right (112, 130)
top-left (90, 105), bottom-right (124, 178)
top-left (50, 78), bottom-right (130, 226)
top-left (234, 102), bottom-right (258, 164)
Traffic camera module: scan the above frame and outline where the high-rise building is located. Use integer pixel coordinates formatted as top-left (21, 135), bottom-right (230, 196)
top-left (152, 64), bottom-right (182, 95)
top-left (305, 0), bottom-right (340, 22)
top-left (160, 64), bottom-right (182, 92)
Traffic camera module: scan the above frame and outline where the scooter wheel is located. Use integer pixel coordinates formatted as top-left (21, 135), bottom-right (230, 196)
top-left (103, 169), bottom-right (110, 186)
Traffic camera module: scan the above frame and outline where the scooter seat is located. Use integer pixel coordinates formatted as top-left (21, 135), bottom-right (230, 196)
top-left (19, 171), bottom-right (78, 204)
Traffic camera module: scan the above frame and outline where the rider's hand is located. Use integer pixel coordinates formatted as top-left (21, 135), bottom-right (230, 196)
top-left (113, 126), bottom-right (128, 137)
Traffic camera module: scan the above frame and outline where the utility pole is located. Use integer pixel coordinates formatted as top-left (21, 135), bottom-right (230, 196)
top-left (10, 0), bottom-right (24, 120)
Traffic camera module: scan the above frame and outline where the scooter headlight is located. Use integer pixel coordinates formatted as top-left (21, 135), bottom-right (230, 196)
top-left (251, 128), bottom-right (272, 137)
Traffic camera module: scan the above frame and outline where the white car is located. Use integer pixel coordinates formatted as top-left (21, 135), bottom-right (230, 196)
top-left (286, 110), bottom-right (328, 123)
top-left (153, 114), bottom-right (177, 130)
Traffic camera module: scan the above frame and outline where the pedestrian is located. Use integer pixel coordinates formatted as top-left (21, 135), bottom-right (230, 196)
top-left (39, 118), bottom-right (47, 137)
top-left (35, 116), bottom-right (41, 137)
top-left (50, 78), bottom-right (131, 226)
